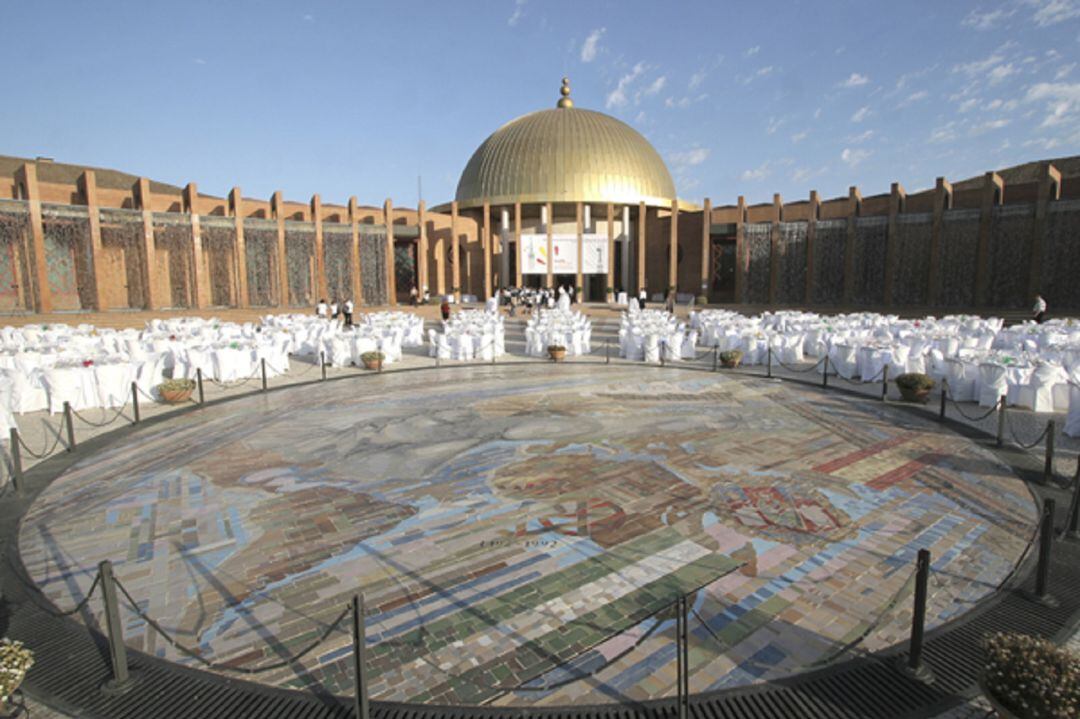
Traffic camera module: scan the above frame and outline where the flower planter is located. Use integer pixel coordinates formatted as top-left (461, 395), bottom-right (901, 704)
top-left (548, 347), bottom-right (567, 362)
top-left (721, 358), bottom-right (741, 369)
top-left (159, 388), bottom-right (193, 404)
top-left (898, 386), bottom-right (931, 404)
top-left (362, 358), bottom-right (383, 371)
top-left (979, 679), bottom-right (1020, 719)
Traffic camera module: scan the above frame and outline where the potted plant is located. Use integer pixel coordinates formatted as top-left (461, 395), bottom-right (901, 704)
top-left (0, 638), bottom-right (34, 712)
top-left (895, 372), bottom-right (935, 403)
top-left (719, 350), bottom-right (743, 368)
top-left (158, 378), bottom-right (196, 404)
top-left (696, 294), bottom-right (708, 307)
top-left (548, 344), bottom-right (567, 362)
top-left (981, 632), bottom-right (1080, 718)
top-left (361, 351), bottom-right (385, 371)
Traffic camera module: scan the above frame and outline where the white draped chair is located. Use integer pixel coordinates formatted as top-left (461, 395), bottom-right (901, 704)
top-left (681, 330), bottom-right (698, 360)
top-left (1066, 370), bottom-right (1080, 437)
top-left (9, 370), bottom-right (48, 414)
top-left (780, 334), bottom-right (804, 364)
top-left (42, 366), bottom-right (97, 414)
top-left (643, 334), bottom-right (660, 363)
top-left (1014, 364), bottom-right (1068, 413)
top-left (977, 363), bottom-right (1008, 408)
top-left (94, 362), bottom-right (136, 409)
top-left (829, 344), bottom-right (858, 380)
top-left (944, 358), bottom-right (977, 403)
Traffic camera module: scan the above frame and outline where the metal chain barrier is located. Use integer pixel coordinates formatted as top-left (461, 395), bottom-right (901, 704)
top-left (1006, 414), bottom-right (1051, 450)
top-left (28, 572), bottom-right (102, 618)
top-left (771, 354), bottom-right (827, 374)
top-left (16, 424), bottom-right (65, 459)
top-left (831, 365), bottom-right (885, 386)
top-left (71, 404), bottom-right (128, 429)
top-left (114, 576), bottom-right (351, 675)
top-left (207, 362), bottom-right (265, 390)
top-left (946, 392), bottom-right (1000, 422)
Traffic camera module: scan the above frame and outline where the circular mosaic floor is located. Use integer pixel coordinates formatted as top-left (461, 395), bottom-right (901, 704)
top-left (19, 365), bottom-right (1037, 707)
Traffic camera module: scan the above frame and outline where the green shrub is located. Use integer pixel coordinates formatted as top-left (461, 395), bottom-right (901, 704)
top-left (719, 350), bottom-right (743, 364)
top-left (360, 351), bottom-right (385, 363)
top-left (895, 373), bottom-right (935, 391)
top-left (982, 632), bottom-right (1080, 718)
top-left (158, 378), bottom-right (196, 393)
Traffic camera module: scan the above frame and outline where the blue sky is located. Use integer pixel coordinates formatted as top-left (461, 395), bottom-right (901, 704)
top-left (2, 1), bottom-right (1078, 207)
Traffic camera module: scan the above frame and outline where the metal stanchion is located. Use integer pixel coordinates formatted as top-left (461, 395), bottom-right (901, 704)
top-left (606, 339), bottom-right (610, 364)
top-left (1028, 498), bottom-right (1058, 606)
top-left (712, 347), bottom-right (718, 372)
top-left (881, 365), bottom-right (889, 402)
top-left (63, 401), bottom-right (75, 452)
top-left (939, 379), bottom-right (948, 421)
top-left (766, 346), bottom-right (772, 379)
top-left (676, 595), bottom-right (689, 719)
top-left (352, 594), bottom-right (370, 719)
top-left (99, 560), bottom-right (135, 694)
top-left (196, 368), bottom-right (205, 404)
top-left (660, 342), bottom-right (666, 367)
top-left (1065, 462), bottom-right (1080, 541)
top-left (131, 381), bottom-right (140, 425)
top-left (1044, 420), bottom-right (1055, 484)
top-left (822, 355), bottom-right (829, 388)
top-left (9, 428), bottom-right (22, 495)
top-left (996, 395), bottom-right (1006, 447)
top-left (321, 352), bottom-right (327, 381)
top-left (902, 548), bottom-right (933, 682)
top-left (261, 358), bottom-right (268, 392)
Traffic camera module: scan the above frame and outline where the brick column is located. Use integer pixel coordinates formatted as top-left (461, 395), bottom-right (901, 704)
top-left (768, 193), bottom-right (781, 306)
top-left (312, 195), bottom-right (327, 302)
top-left (575, 202), bottom-right (584, 297)
top-left (78, 170), bottom-right (108, 311)
top-left (183, 182), bottom-right (209, 309)
top-left (514, 202), bottom-right (523, 288)
top-left (927, 178), bottom-right (952, 307)
top-left (271, 191), bottom-right (288, 306)
top-left (348, 196), bottom-right (363, 306)
top-left (482, 201), bottom-right (492, 300)
top-left (805, 190), bottom-right (819, 304)
top-left (1027, 162), bottom-right (1061, 301)
top-left (734, 196), bottom-right (746, 303)
top-left (450, 200), bottom-right (460, 302)
top-left (416, 199), bottom-right (427, 299)
top-left (135, 178), bottom-right (161, 310)
top-left (609, 203), bottom-right (618, 300)
top-left (884, 182), bottom-right (906, 307)
top-left (14, 164), bottom-right (51, 313)
top-left (843, 186), bottom-right (861, 305)
top-left (637, 201), bottom-right (647, 294)
top-left (699, 198), bottom-right (711, 300)
top-left (974, 172), bottom-right (1003, 308)
top-left (385, 198), bottom-right (397, 306)
top-left (665, 196), bottom-right (673, 291)
top-left (228, 187), bottom-right (248, 308)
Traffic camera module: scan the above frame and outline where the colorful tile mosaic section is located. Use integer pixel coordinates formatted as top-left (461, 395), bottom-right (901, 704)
top-left (19, 366), bottom-right (1036, 706)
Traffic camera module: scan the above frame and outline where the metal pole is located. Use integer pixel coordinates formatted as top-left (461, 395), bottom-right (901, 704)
top-left (9, 428), bottom-right (22, 495)
top-left (677, 595), bottom-right (689, 719)
top-left (63, 401), bottom-right (75, 452)
top-left (766, 346), bottom-right (772, 379)
top-left (939, 379), bottom-right (947, 421)
top-left (196, 368), bottom-right (205, 405)
top-left (822, 355), bottom-right (829, 388)
top-left (321, 351), bottom-right (327, 381)
top-left (1066, 461), bottom-right (1080, 541)
top-left (881, 365), bottom-right (889, 402)
top-left (606, 339), bottom-right (610, 364)
top-left (1044, 420), bottom-right (1055, 484)
top-left (261, 358), bottom-right (268, 392)
top-left (660, 341), bottom-right (665, 367)
top-left (1035, 498), bottom-right (1056, 602)
top-left (996, 395), bottom-right (1006, 447)
top-left (131, 381), bottom-right (140, 425)
top-left (352, 594), bottom-right (369, 719)
top-left (712, 346), bottom-right (718, 372)
top-left (99, 560), bottom-right (133, 692)
top-left (907, 548), bottom-right (931, 680)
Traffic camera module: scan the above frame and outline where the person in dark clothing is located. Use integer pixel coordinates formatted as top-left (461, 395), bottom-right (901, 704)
top-left (440, 299), bottom-right (451, 321)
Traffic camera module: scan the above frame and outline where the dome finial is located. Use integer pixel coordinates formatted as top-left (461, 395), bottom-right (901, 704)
top-left (557, 77), bottom-right (573, 108)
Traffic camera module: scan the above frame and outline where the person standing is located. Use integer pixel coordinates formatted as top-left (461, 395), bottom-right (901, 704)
top-left (1033, 294), bottom-right (1048, 324)
top-left (440, 299), bottom-right (451, 322)
top-left (410, 285), bottom-right (419, 306)
top-left (343, 298), bottom-right (354, 327)
top-left (664, 289), bottom-right (675, 314)
top-left (329, 299), bottom-right (340, 323)
top-left (638, 287), bottom-right (647, 310)
top-left (316, 298), bottom-right (328, 318)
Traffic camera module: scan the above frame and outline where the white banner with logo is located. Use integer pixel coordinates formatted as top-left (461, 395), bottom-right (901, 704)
top-left (521, 234), bottom-right (609, 275)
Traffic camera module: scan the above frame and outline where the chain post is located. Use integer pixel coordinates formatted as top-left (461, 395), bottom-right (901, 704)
top-left (939, 379), bottom-right (947, 421)
top-left (63, 401), bottom-right (75, 452)
top-left (1066, 461), bottom-right (1080, 540)
top-left (766, 346), bottom-right (772, 379)
top-left (606, 339), bottom-right (610, 364)
top-left (996, 395), bottom-right (1006, 447)
top-left (321, 352), bottom-right (327, 381)
top-left (904, 548), bottom-right (933, 681)
top-left (9, 428), bottom-right (22, 495)
top-left (712, 346), bottom-right (718, 372)
top-left (261, 358), bottom-right (268, 392)
top-left (881, 364), bottom-right (889, 402)
top-left (660, 341), bottom-right (665, 367)
top-left (99, 560), bottom-right (135, 694)
top-left (822, 355), bottom-right (829, 388)
top-left (196, 368), bottom-right (205, 404)
top-left (131, 381), bottom-right (140, 424)
top-left (1043, 420), bottom-right (1055, 484)
top-left (1033, 498), bottom-right (1057, 605)
top-left (675, 595), bottom-right (689, 719)
top-left (352, 594), bottom-right (370, 719)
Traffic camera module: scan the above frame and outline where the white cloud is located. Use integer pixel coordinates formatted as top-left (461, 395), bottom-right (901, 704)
top-left (929, 121), bottom-right (959, 143)
top-left (580, 27), bottom-right (605, 62)
top-left (958, 98), bottom-right (980, 113)
top-left (791, 166), bottom-right (828, 184)
top-left (971, 118), bottom-right (1011, 133)
top-left (302, 13), bottom-right (314, 21)
top-left (953, 54), bottom-right (1005, 77)
top-left (899, 90), bottom-right (928, 106)
top-left (962, 7), bottom-right (1014, 29)
top-left (840, 148), bottom-right (871, 168)
top-left (689, 69), bottom-right (707, 90)
top-left (851, 106), bottom-right (872, 122)
top-left (847, 129), bottom-right (875, 144)
top-left (813, 107), bottom-right (822, 120)
top-left (508, 0), bottom-right (526, 26)
top-left (839, 72), bottom-right (869, 88)
top-left (1030, 0), bottom-right (1080, 26)
top-left (739, 65), bottom-right (775, 85)
top-left (606, 62), bottom-right (646, 108)
top-left (1056, 63), bottom-right (1077, 80)
top-left (745, 46), bottom-right (760, 57)
top-left (194, 58), bottom-right (206, 65)
top-left (669, 148), bottom-right (710, 167)
top-left (987, 63), bottom-right (1018, 84)
top-left (1025, 81), bottom-right (1080, 127)
top-left (741, 161), bottom-right (771, 181)
top-left (634, 111), bottom-right (647, 124)
top-left (765, 116), bottom-right (784, 134)
top-left (643, 76), bottom-right (666, 96)
top-left (790, 130), bottom-right (808, 143)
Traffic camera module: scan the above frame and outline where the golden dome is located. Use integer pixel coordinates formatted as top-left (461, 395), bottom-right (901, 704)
top-left (455, 82), bottom-right (678, 210)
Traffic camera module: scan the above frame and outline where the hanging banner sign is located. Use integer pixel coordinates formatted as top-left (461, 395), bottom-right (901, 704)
top-left (521, 234), bottom-right (609, 275)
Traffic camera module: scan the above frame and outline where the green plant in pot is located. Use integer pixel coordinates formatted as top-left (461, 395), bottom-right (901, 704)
top-left (695, 294), bottom-right (708, 306)
top-left (981, 632), bottom-right (1080, 718)
top-left (361, 351), bottom-right (385, 371)
top-left (548, 344), bottom-right (567, 362)
top-left (0, 638), bottom-right (34, 710)
top-left (719, 349), bottom-right (743, 368)
top-left (895, 372), bottom-right (935, 403)
top-left (158, 378), bottom-right (196, 404)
